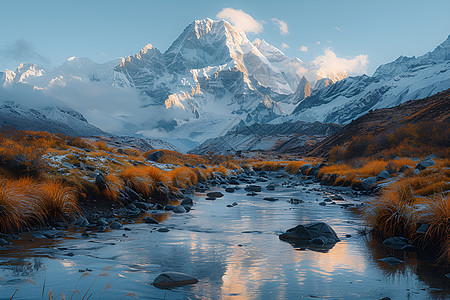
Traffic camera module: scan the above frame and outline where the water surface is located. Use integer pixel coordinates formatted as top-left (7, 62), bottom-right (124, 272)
top-left (1, 173), bottom-right (449, 299)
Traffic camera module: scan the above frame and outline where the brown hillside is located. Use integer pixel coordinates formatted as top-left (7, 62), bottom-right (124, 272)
top-left (309, 89), bottom-right (450, 157)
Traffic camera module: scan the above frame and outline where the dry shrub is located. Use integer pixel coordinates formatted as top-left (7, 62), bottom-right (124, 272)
top-left (102, 174), bottom-right (124, 201)
top-left (416, 194), bottom-right (450, 263)
top-left (213, 165), bottom-right (229, 176)
top-left (222, 161), bottom-right (241, 171)
top-left (119, 166), bottom-right (155, 197)
top-left (36, 181), bottom-right (80, 223)
top-left (252, 161), bottom-right (287, 171)
top-left (285, 161), bottom-right (307, 174)
top-left (0, 178), bottom-right (40, 232)
top-left (363, 181), bottom-right (416, 238)
top-left (168, 166), bottom-right (198, 189)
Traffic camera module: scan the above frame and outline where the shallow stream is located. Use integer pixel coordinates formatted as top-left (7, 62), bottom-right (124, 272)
top-left (1, 172), bottom-right (449, 299)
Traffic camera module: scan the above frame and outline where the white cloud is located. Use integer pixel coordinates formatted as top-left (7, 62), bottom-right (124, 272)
top-left (281, 43), bottom-right (290, 49)
top-left (271, 18), bottom-right (289, 35)
top-left (300, 46), bottom-right (308, 52)
top-left (316, 41), bottom-right (321, 45)
top-left (217, 8), bottom-right (263, 34)
top-left (311, 49), bottom-right (369, 76)
top-left (334, 26), bottom-right (341, 31)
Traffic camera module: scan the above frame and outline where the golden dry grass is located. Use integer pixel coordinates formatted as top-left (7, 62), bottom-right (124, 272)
top-left (36, 181), bottom-right (80, 223)
top-left (102, 174), bottom-right (124, 201)
top-left (363, 181), bottom-right (415, 238)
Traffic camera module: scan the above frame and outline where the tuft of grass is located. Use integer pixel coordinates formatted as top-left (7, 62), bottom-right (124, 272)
top-left (285, 161), bottom-right (308, 174)
top-left (0, 178), bottom-right (43, 233)
top-left (168, 166), bottom-right (198, 189)
top-left (36, 181), bottom-right (80, 223)
top-left (416, 193), bottom-right (450, 263)
top-left (102, 174), bottom-right (124, 201)
top-left (363, 181), bottom-right (415, 238)
top-left (119, 166), bottom-right (155, 198)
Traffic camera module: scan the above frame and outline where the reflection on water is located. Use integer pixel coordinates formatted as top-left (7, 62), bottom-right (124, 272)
top-left (0, 173), bottom-right (449, 299)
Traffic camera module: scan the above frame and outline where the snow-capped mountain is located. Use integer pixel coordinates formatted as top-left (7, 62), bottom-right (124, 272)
top-left (280, 35), bottom-right (450, 124)
top-left (0, 18), bottom-right (346, 144)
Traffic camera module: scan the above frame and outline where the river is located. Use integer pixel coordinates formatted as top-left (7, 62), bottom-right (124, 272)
top-left (0, 171), bottom-right (449, 299)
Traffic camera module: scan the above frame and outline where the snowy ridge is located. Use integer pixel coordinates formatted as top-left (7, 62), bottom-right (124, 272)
top-left (281, 35), bottom-right (450, 125)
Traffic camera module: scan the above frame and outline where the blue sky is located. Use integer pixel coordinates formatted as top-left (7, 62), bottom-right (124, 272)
top-left (1, 0), bottom-right (449, 75)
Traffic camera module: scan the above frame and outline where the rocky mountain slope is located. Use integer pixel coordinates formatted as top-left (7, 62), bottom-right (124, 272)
top-left (309, 88), bottom-right (450, 157)
top-left (191, 120), bottom-right (341, 155)
top-left (277, 35), bottom-right (450, 125)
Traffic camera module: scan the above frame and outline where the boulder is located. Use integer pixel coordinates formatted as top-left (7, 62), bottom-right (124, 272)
top-left (383, 237), bottom-right (411, 249)
top-left (110, 221), bottom-right (123, 230)
top-left (134, 202), bottom-right (152, 210)
top-left (279, 222), bottom-right (340, 246)
top-left (266, 184), bottom-right (276, 191)
top-left (244, 185), bottom-right (262, 192)
top-left (263, 197), bottom-right (279, 202)
top-left (164, 205), bottom-right (176, 211)
top-left (362, 177), bottom-right (377, 190)
top-left (95, 173), bottom-right (106, 189)
top-left (377, 170), bottom-right (390, 180)
top-left (415, 154), bottom-right (436, 171)
top-left (399, 165), bottom-right (411, 173)
top-left (228, 179), bottom-right (240, 185)
top-left (299, 164), bottom-right (312, 175)
top-left (379, 256), bottom-right (403, 265)
top-left (153, 272), bottom-right (199, 288)
top-left (416, 223), bottom-right (429, 234)
top-left (173, 205), bottom-right (186, 213)
top-left (206, 192), bottom-right (224, 198)
top-left (147, 151), bottom-right (164, 162)
top-left (180, 198), bottom-right (194, 206)
top-left (197, 164), bottom-right (207, 169)
top-left (74, 217), bottom-right (89, 227)
top-left (225, 188), bottom-right (235, 193)
top-left (142, 217), bottom-right (159, 224)
top-left (124, 186), bottom-right (141, 202)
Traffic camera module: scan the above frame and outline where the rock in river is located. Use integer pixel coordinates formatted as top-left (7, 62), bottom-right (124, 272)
top-left (153, 272), bottom-right (199, 288)
top-left (279, 222), bottom-right (340, 247)
top-left (244, 185), bottom-right (262, 192)
top-left (383, 237), bottom-right (411, 249)
top-left (173, 205), bottom-right (186, 213)
top-left (142, 217), bottom-right (159, 224)
top-left (207, 192), bottom-right (224, 198)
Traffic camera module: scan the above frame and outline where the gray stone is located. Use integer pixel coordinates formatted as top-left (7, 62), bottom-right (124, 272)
top-left (377, 170), bottom-right (390, 180)
top-left (142, 217), bottom-right (159, 224)
top-left (125, 186), bottom-right (141, 202)
top-left (164, 205), bottom-right (176, 211)
top-left (379, 256), bottom-right (403, 265)
top-left (299, 164), bottom-right (312, 175)
top-left (173, 205), bottom-right (186, 213)
top-left (228, 179), bottom-right (240, 185)
top-left (135, 202), bottom-right (151, 210)
top-left (205, 197), bottom-right (216, 201)
top-left (279, 222), bottom-right (340, 245)
top-left (417, 223), bottom-right (429, 234)
top-left (157, 228), bottom-right (170, 232)
top-left (110, 221), bottom-right (123, 230)
top-left (74, 217), bottom-right (89, 227)
top-left (383, 237), bottom-right (411, 249)
top-left (96, 219), bottom-right (108, 226)
top-left (263, 197), bottom-right (279, 202)
top-left (244, 185), bottom-right (262, 192)
top-left (0, 238), bottom-right (8, 246)
top-left (266, 184), bottom-right (276, 191)
top-left (147, 150), bottom-right (164, 162)
top-left (399, 165), bottom-right (411, 173)
top-left (362, 177), bottom-right (377, 190)
top-left (415, 154), bottom-right (436, 170)
top-left (207, 192), bottom-right (224, 198)
top-left (153, 272), bottom-right (199, 288)
top-left (225, 188), bottom-right (235, 193)
top-left (95, 173), bottom-right (106, 188)
top-left (413, 168), bottom-right (421, 175)
top-left (319, 201), bottom-right (326, 206)
top-left (181, 198), bottom-right (194, 206)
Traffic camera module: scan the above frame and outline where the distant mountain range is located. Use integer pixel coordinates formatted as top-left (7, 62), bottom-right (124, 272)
top-left (0, 18), bottom-right (449, 151)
